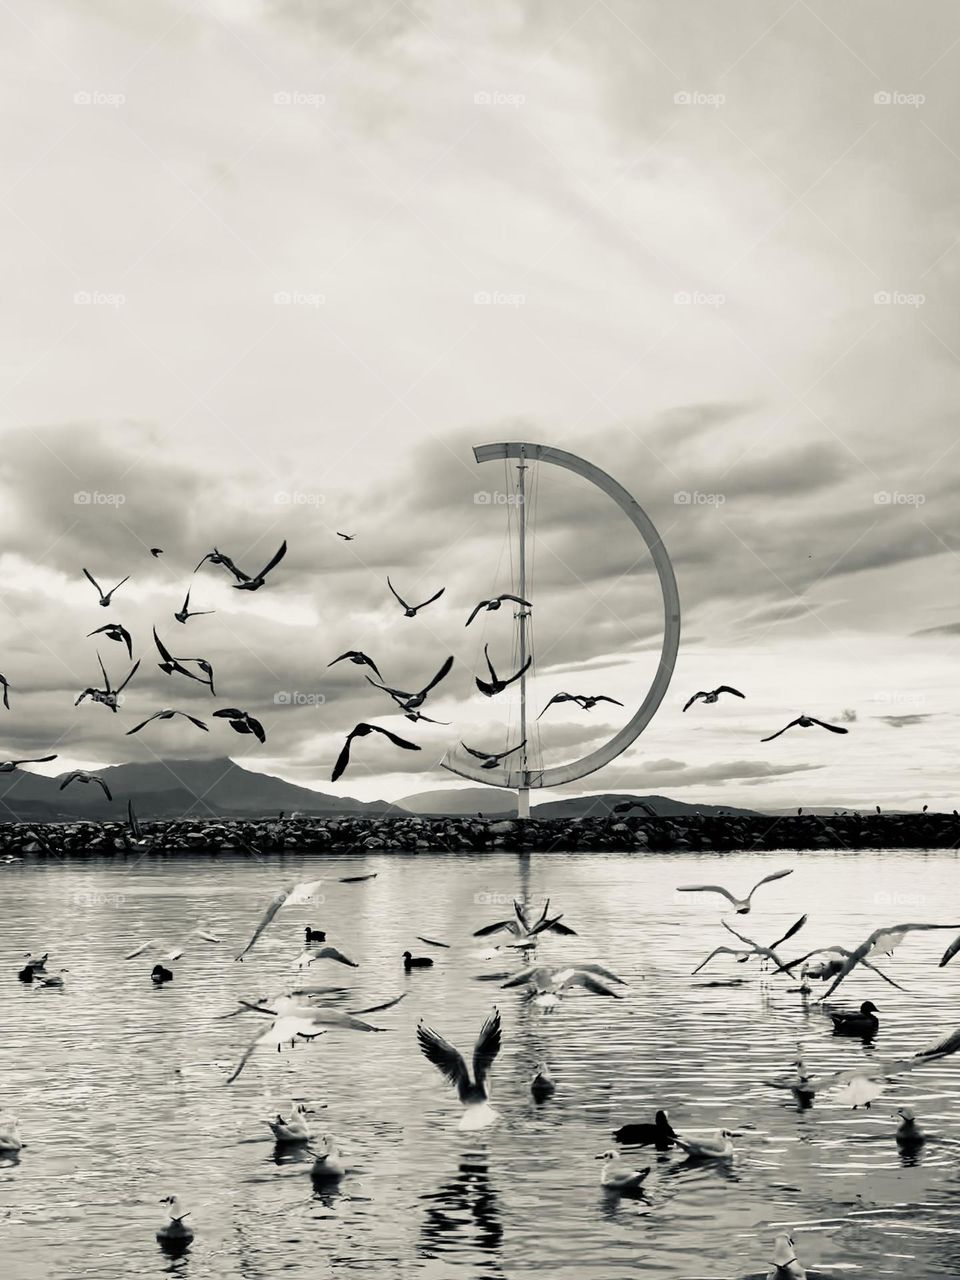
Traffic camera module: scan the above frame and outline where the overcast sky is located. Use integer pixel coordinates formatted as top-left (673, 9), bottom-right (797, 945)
top-left (1, 0), bottom-right (958, 810)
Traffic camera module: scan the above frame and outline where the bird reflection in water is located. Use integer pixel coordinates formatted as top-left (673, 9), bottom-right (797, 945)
top-left (419, 1153), bottom-right (504, 1270)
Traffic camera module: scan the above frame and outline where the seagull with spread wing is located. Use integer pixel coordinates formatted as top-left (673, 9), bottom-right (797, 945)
top-left (195, 548), bottom-right (249, 582)
top-left (387, 576), bottom-right (445, 617)
top-left (233, 539), bottom-right (287, 591)
top-left (332, 723), bottom-right (420, 782)
top-left (501, 963), bottom-right (626, 1008)
top-left (366, 655), bottom-right (454, 715)
top-left (416, 1008), bottom-right (502, 1129)
top-left (693, 915), bottom-right (807, 974)
top-left (87, 622), bottom-right (133, 659)
top-left (475, 645), bottom-right (532, 698)
top-left (153, 628), bottom-right (209, 687)
top-left (683, 686), bottom-right (745, 712)
top-left (226, 995), bottom-right (387, 1084)
top-left (76, 654), bottom-right (140, 713)
top-left (460, 740), bottom-right (526, 770)
top-left (290, 944), bottom-right (359, 971)
top-left (761, 714), bottom-right (849, 743)
top-left (126, 709), bottom-right (208, 736)
top-left (0, 674), bottom-right (9, 710)
top-left (213, 708), bottom-right (266, 744)
top-left (782, 922), bottom-right (960, 1001)
top-left (539, 692), bottom-right (623, 717)
top-left (124, 923), bottom-right (222, 961)
top-left (174, 586), bottom-right (214, 624)
top-left (676, 868), bottom-right (793, 915)
top-left (58, 771), bottom-right (112, 801)
top-left (328, 650), bottom-right (382, 680)
top-left (0, 754), bottom-right (57, 773)
top-left (474, 898), bottom-right (577, 941)
top-left (465, 594), bottom-right (531, 626)
top-left (235, 878), bottom-right (326, 960)
top-left (82, 568), bottom-right (130, 607)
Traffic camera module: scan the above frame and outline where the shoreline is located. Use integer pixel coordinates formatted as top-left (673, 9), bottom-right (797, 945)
top-left (2, 812), bottom-right (958, 857)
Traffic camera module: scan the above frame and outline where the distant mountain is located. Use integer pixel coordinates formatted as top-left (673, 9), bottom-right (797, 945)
top-left (397, 789), bottom-right (762, 819)
top-left (0, 758), bottom-right (400, 821)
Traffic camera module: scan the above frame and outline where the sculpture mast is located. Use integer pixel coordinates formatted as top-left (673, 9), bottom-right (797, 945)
top-left (517, 448), bottom-right (529, 819)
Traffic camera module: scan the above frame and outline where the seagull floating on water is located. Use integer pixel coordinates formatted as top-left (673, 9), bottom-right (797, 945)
top-left (677, 868), bottom-right (793, 915)
top-left (268, 1102), bottom-right (312, 1143)
top-left (0, 1114), bottom-right (23, 1152)
top-left (673, 1128), bottom-right (735, 1159)
top-left (156, 1196), bottom-right (193, 1246)
top-left (767, 1233), bottom-right (805, 1280)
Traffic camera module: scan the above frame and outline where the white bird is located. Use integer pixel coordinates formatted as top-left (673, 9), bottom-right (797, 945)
top-left (156, 1195), bottom-right (193, 1245)
top-left (268, 1102), bottom-right (311, 1143)
top-left (235, 879), bottom-right (325, 960)
top-left (473, 897), bottom-right (577, 940)
top-left (767, 1232), bottom-right (806, 1280)
top-left (596, 1149), bottom-right (650, 1192)
top-left (311, 1133), bottom-right (345, 1182)
top-left (0, 1114), bottom-right (23, 1152)
top-left (674, 1129), bottom-right (735, 1159)
top-left (290, 945), bottom-right (358, 971)
top-left (125, 924), bottom-right (222, 961)
top-left (779, 921), bottom-right (960, 1001)
top-left (501, 963), bottom-right (625, 1008)
top-left (694, 915), bottom-right (807, 974)
top-left (226, 997), bottom-right (386, 1084)
top-left (676, 869), bottom-right (793, 915)
top-left (416, 1008), bottom-right (502, 1130)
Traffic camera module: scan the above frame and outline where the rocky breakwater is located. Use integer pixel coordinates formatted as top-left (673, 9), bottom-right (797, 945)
top-left (0, 810), bottom-right (958, 860)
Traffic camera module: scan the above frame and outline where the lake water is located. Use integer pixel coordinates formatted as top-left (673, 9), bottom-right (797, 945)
top-left (4, 848), bottom-right (960, 1280)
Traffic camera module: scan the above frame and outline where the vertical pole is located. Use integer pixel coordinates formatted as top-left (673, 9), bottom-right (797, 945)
top-left (517, 450), bottom-right (530, 820)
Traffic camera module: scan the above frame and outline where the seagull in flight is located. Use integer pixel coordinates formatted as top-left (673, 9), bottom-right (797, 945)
top-left (460, 740), bottom-right (526, 770)
top-left (59, 771), bottom-right (112, 801)
top-left (126, 709), bottom-right (208, 736)
top-left (501, 963), bottom-right (625, 1008)
top-left (539, 692), bottom-right (623, 717)
top-left (174, 587), bottom-right (214, 625)
top-left (87, 622), bottom-right (133, 659)
top-left (612, 799), bottom-right (657, 816)
top-left (0, 754), bottom-right (57, 773)
top-left (762, 715), bottom-right (849, 743)
top-left (779, 922), bottom-right (960, 1001)
top-left (153, 628), bottom-right (211, 689)
top-left (328, 650), bottom-right (382, 680)
top-left (195, 548), bottom-right (250, 582)
top-left (366, 655), bottom-right (454, 715)
top-left (475, 645), bottom-right (531, 698)
top-left (235, 878), bottom-right (326, 960)
top-left (213, 708), bottom-right (266, 744)
top-left (76, 654), bottom-right (140, 713)
top-left (683, 685), bottom-right (745, 712)
top-left (125, 923), bottom-right (221, 961)
top-left (226, 996), bottom-right (387, 1084)
top-left (150, 547), bottom-right (163, 557)
top-left (332, 723), bottom-right (420, 782)
top-left (82, 568), bottom-right (130, 607)
top-left (336, 531), bottom-right (354, 541)
top-left (417, 1008), bottom-right (502, 1129)
top-left (676, 868), bottom-right (793, 915)
top-left (465, 594), bottom-right (531, 627)
top-left (474, 897), bottom-right (577, 940)
top-left (0, 673), bottom-right (10, 710)
top-left (233, 539), bottom-right (287, 591)
top-left (387, 577), bottom-right (445, 617)
top-left (693, 915), bottom-right (807, 973)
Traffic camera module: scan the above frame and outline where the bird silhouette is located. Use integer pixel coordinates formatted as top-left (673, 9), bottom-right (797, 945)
top-left (59, 771), bottom-right (112, 801)
top-left (460, 740), bottom-right (526, 770)
top-left (82, 568), bottom-right (129, 607)
top-left (387, 577), bottom-right (445, 617)
top-left (195, 548), bottom-right (249, 582)
top-left (762, 715), bottom-right (849, 743)
top-left (475, 645), bottom-right (531, 698)
top-left (465, 594), bottom-right (530, 626)
top-left (76, 654), bottom-right (140, 713)
top-left (366, 655), bottom-right (454, 715)
top-left (232, 540), bottom-right (287, 592)
top-left (328, 650), bottom-right (382, 680)
top-left (0, 754), bottom-right (57, 773)
top-left (174, 587), bottom-right (214, 624)
top-left (213, 708), bottom-right (266, 744)
top-left (332, 723), bottom-right (420, 781)
top-left (683, 686), bottom-right (745, 712)
top-left (126, 709), bottom-right (208, 736)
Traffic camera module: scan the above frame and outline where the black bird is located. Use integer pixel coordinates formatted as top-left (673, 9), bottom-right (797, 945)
top-left (398, 709), bottom-right (450, 725)
top-left (762, 715), bottom-right (849, 743)
top-left (151, 964), bottom-right (174, 985)
top-left (305, 927), bottom-right (326, 943)
top-left (461, 740), bottom-right (526, 770)
top-left (153, 629), bottom-right (211, 689)
top-left (195, 548), bottom-right (249, 582)
top-left (213, 707), bottom-right (266, 744)
top-left (232, 540), bottom-right (287, 591)
top-left (539, 692), bottom-right (623, 717)
top-left (475, 645), bottom-right (531, 698)
top-left (0, 673), bottom-right (11, 710)
top-left (332, 723), bottom-right (421, 781)
top-left (87, 622), bottom-right (133, 659)
top-left (336, 532), bottom-right (354, 541)
top-left (613, 800), bottom-right (657, 816)
top-left (829, 1000), bottom-right (879, 1037)
top-left (76, 654), bottom-right (140, 713)
top-left (366, 655), bottom-right (454, 714)
top-left (82, 568), bottom-right (130, 607)
top-left (613, 1110), bottom-right (677, 1150)
top-left (683, 686), bottom-right (745, 712)
top-left (150, 548), bottom-right (163, 557)
top-left (174, 587), bottom-right (214, 625)
top-left (127, 709), bottom-right (208, 736)
top-left (329, 650), bottom-right (382, 680)
top-left (465, 594), bottom-right (531, 627)
top-left (0, 754), bottom-right (57, 773)
top-left (59, 771), bottom-right (112, 801)
top-left (403, 951), bottom-right (434, 970)
top-left (387, 577), bottom-right (445, 617)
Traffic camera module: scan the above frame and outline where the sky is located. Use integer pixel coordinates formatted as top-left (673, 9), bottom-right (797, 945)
top-left (0, 0), bottom-right (958, 810)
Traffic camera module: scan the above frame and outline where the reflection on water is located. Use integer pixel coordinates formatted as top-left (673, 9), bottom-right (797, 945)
top-left (3, 847), bottom-right (960, 1279)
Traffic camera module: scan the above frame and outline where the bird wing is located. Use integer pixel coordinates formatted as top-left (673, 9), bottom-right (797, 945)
top-left (769, 914), bottom-right (808, 951)
top-left (310, 946), bottom-right (358, 968)
top-left (514, 899), bottom-right (532, 931)
top-left (716, 686), bottom-right (745, 698)
top-left (235, 882), bottom-right (301, 960)
top-left (562, 970), bottom-right (623, 997)
top-left (500, 594), bottom-right (530, 607)
top-left (413, 586), bottom-right (445, 610)
top-left (213, 708), bottom-right (246, 719)
top-left (95, 776), bottom-right (113, 801)
top-left (721, 919), bottom-right (759, 950)
top-left (215, 549), bottom-right (250, 581)
top-left (328, 653), bottom-right (349, 667)
top-left (87, 625), bottom-right (109, 637)
top-left (693, 946), bottom-right (744, 973)
top-left (682, 693), bottom-right (703, 712)
top-left (250, 539), bottom-right (286, 581)
top-left (126, 712), bottom-right (161, 735)
top-left (749, 869), bottom-right (794, 898)
top-left (386, 577), bottom-right (408, 610)
top-left (370, 725), bottom-right (421, 751)
top-left (472, 1009), bottom-right (502, 1086)
top-left (118, 626), bottom-right (133, 658)
top-left (473, 919), bottom-right (513, 937)
top-left (502, 656), bottom-right (532, 688)
top-left (499, 965), bottom-right (544, 988)
top-left (419, 654), bottom-right (454, 697)
top-left (125, 938), bottom-right (161, 959)
top-left (940, 933), bottom-right (960, 968)
top-left (97, 651), bottom-right (111, 692)
top-left (417, 1021), bottom-right (469, 1093)
top-left (82, 568), bottom-right (102, 595)
top-left (592, 696), bottom-right (624, 706)
top-left (575, 962), bottom-right (625, 984)
top-left (331, 734), bottom-right (355, 783)
top-left (808, 717), bottom-right (848, 734)
top-left (349, 992), bottom-right (407, 1015)
top-left (537, 695), bottom-right (561, 719)
top-left (460, 743), bottom-right (491, 762)
top-left (544, 919), bottom-right (578, 936)
top-left (15, 755), bottom-right (57, 765)
top-left (465, 600), bottom-right (488, 627)
top-left (153, 628), bottom-right (174, 663)
top-left (183, 713), bottom-right (208, 732)
top-left (58, 772), bottom-right (80, 790)
top-left (761, 720), bottom-right (799, 742)
top-left (916, 1025), bottom-right (960, 1059)
top-left (676, 884), bottom-right (737, 906)
top-left (483, 644), bottom-right (497, 682)
top-left (108, 575), bottom-right (130, 595)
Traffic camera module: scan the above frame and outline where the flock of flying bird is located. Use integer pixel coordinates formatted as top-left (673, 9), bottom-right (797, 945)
top-left (9, 859), bottom-right (960, 1278)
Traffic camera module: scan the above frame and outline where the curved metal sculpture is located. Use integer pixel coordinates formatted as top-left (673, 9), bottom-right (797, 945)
top-left (442, 441), bottom-right (680, 793)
